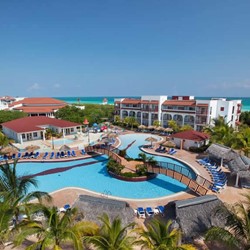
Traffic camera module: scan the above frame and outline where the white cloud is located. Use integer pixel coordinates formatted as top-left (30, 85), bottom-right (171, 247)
top-left (28, 83), bottom-right (41, 91)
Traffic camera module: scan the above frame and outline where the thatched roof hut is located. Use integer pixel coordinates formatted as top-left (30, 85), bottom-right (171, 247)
top-left (174, 195), bottom-right (225, 240)
top-left (73, 195), bottom-right (134, 226)
top-left (227, 154), bottom-right (250, 175)
top-left (206, 143), bottom-right (237, 162)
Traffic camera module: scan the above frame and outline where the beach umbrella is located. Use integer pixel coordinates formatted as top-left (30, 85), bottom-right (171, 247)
top-left (161, 140), bottom-right (176, 148)
top-left (145, 136), bottom-right (158, 146)
top-left (0, 146), bottom-right (18, 155)
top-left (138, 125), bottom-right (146, 129)
top-left (164, 128), bottom-right (173, 132)
top-left (107, 132), bottom-right (117, 138)
top-left (147, 126), bottom-right (155, 130)
top-left (156, 126), bottom-right (164, 131)
top-left (93, 123), bottom-right (98, 127)
top-left (59, 144), bottom-right (71, 152)
top-left (25, 145), bottom-right (40, 152)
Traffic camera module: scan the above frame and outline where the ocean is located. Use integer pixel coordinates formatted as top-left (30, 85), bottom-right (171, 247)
top-left (54, 96), bottom-right (250, 111)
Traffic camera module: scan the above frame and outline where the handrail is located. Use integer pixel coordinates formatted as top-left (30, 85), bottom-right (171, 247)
top-left (85, 146), bottom-right (212, 196)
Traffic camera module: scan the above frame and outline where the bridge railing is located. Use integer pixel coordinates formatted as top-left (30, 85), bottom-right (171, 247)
top-left (85, 146), bottom-right (122, 165)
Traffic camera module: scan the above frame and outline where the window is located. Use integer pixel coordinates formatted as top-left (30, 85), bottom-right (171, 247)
top-left (220, 107), bottom-right (225, 111)
top-left (22, 134), bottom-right (25, 139)
top-left (33, 132), bottom-right (38, 137)
top-left (71, 128), bottom-right (74, 132)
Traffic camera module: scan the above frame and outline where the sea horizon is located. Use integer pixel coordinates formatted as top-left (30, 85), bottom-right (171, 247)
top-left (53, 96), bottom-right (250, 111)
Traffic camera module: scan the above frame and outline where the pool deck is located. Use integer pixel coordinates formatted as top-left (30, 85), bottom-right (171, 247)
top-left (9, 130), bottom-right (248, 211)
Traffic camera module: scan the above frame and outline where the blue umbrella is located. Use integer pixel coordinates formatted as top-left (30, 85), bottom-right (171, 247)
top-left (64, 204), bottom-right (71, 210)
top-left (93, 123), bottom-right (98, 127)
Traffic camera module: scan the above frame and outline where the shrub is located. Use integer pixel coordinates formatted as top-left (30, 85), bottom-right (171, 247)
top-left (107, 158), bottom-right (124, 174)
top-left (135, 164), bottom-right (147, 176)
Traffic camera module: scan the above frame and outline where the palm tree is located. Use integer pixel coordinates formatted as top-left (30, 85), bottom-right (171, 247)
top-left (205, 193), bottom-right (250, 249)
top-left (138, 153), bottom-right (157, 166)
top-left (0, 132), bottom-right (9, 150)
top-left (136, 219), bottom-right (196, 250)
top-left (232, 126), bottom-right (250, 157)
top-left (0, 196), bottom-right (16, 248)
top-left (84, 213), bottom-right (136, 250)
top-left (0, 160), bottom-right (51, 223)
top-left (14, 206), bottom-right (99, 250)
top-left (204, 117), bottom-right (234, 146)
top-left (206, 194), bottom-right (250, 249)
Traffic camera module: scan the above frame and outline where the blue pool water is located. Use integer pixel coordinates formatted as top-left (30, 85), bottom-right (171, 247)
top-left (53, 138), bottom-right (74, 146)
top-left (14, 133), bottom-right (195, 199)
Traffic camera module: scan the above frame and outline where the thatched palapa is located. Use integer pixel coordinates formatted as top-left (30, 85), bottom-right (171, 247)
top-left (174, 195), bottom-right (225, 240)
top-left (73, 195), bottom-right (134, 226)
top-left (206, 143), bottom-right (237, 161)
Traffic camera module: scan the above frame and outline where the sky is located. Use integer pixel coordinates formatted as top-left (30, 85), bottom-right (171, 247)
top-left (1, 0), bottom-right (250, 98)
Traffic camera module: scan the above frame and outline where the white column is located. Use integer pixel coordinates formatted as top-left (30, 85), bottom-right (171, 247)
top-left (19, 134), bottom-right (23, 144)
top-left (220, 158), bottom-right (224, 167)
top-left (63, 129), bottom-right (65, 138)
top-left (235, 173), bottom-right (239, 188)
top-left (43, 130), bottom-right (46, 141)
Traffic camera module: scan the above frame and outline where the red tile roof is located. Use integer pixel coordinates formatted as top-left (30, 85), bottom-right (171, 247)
top-left (171, 130), bottom-right (209, 141)
top-left (121, 98), bottom-right (141, 104)
top-left (14, 105), bottom-right (66, 113)
top-left (141, 100), bottom-right (159, 104)
top-left (162, 100), bottom-right (196, 106)
top-left (9, 97), bottom-right (67, 107)
top-left (2, 117), bottom-right (81, 133)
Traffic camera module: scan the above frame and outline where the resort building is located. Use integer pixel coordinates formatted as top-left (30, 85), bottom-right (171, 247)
top-left (170, 130), bottom-right (210, 150)
top-left (1, 116), bottom-right (81, 144)
top-left (8, 97), bottom-right (67, 117)
top-left (0, 96), bottom-right (24, 110)
top-left (114, 96), bottom-right (242, 130)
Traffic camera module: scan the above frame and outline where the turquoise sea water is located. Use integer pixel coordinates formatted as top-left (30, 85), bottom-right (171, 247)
top-left (54, 96), bottom-right (250, 111)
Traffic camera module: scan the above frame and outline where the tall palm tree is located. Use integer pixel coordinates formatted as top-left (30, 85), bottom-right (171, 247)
top-left (0, 160), bottom-right (51, 223)
top-left (205, 193), bottom-right (250, 249)
top-left (0, 132), bottom-right (9, 150)
top-left (136, 219), bottom-right (196, 250)
top-left (232, 126), bottom-right (250, 157)
top-left (84, 213), bottom-right (136, 250)
top-left (14, 206), bottom-right (99, 250)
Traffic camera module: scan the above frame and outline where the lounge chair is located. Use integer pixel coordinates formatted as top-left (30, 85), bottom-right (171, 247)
top-left (71, 150), bottom-right (76, 157)
top-left (43, 152), bottom-right (48, 159)
top-left (33, 152), bottom-right (40, 159)
top-left (12, 153), bottom-right (16, 160)
top-left (145, 207), bottom-right (154, 217)
top-left (157, 205), bottom-right (164, 216)
top-left (64, 204), bottom-right (71, 211)
top-left (50, 152), bottom-right (55, 159)
top-left (67, 151), bottom-right (71, 157)
top-left (60, 151), bottom-right (66, 158)
top-left (137, 207), bottom-right (146, 218)
top-left (81, 149), bottom-right (86, 155)
top-left (23, 152), bottom-right (29, 159)
top-left (56, 152), bottom-right (60, 159)
top-left (17, 152), bottom-right (22, 159)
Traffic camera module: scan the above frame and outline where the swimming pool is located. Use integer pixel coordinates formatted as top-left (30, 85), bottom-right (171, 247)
top-left (52, 138), bottom-right (74, 146)
top-left (15, 133), bottom-right (195, 199)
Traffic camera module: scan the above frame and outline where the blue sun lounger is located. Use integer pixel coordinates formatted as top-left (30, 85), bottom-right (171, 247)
top-left (71, 150), bottom-right (76, 157)
top-left (50, 152), bottom-right (55, 159)
top-left (17, 152), bottom-right (22, 159)
top-left (157, 206), bottom-right (164, 216)
top-left (137, 207), bottom-right (146, 218)
top-left (67, 151), bottom-right (71, 157)
top-left (81, 149), bottom-right (86, 155)
top-left (145, 207), bottom-right (154, 217)
top-left (43, 152), bottom-right (48, 159)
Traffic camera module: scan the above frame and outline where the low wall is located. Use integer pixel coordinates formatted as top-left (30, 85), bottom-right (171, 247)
top-left (108, 171), bottom-right (157, 182)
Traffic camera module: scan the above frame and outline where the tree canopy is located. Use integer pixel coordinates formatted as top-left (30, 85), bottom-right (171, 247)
top-left (0, 110), bottom-right (27, 125)
top-left (55, 104), bottom-right (114, 125)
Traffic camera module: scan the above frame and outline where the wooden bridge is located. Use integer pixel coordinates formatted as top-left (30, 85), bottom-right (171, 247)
top-left (85, 146), bottom-right (213, 196)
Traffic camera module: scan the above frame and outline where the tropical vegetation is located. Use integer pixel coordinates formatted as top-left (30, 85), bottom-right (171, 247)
top-left (15, 206), bottom-right (99, 250)
top-left (136, 219), bottom-right (196, 249)
top-left (204, 116), bottom-right (250, 156)
top-left (84, 213), bottom-right (136, 250)
top-left (55, 104), bottom-right (114, 125)
top-left (206, 193), bottom-right (250, 250)
top-left (0, 110), bottom-right (27, 124)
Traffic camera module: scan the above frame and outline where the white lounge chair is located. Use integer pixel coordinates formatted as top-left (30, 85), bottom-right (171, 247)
top-left (137, 207), bottom-right (146, 218)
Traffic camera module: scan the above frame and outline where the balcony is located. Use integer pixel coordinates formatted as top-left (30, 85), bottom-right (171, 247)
top-left (141, 107), bottom-right (158, 112)
top-left (196, 111), bottom-right (208, 115)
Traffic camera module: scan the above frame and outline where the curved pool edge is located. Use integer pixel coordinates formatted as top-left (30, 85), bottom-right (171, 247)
top-left (49, 186), bottom-right (191, 203)
top-left (140, 147), bottom-right (201, 177)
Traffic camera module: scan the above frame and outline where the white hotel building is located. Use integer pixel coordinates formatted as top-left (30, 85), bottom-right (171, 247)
top-left (114, 96), bottom-right (242, 131)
